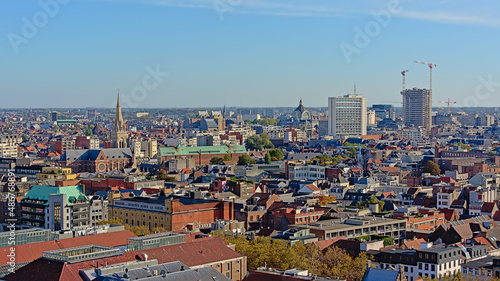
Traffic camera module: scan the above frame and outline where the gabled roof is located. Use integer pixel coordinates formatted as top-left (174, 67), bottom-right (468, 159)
top-left (60, 148), bottom-right (133, 161)
top-left (474, 236), bottom-right (497, 251)
top-left (482, 202), bottom-right (496, 213)
top-left (403, 238), bottom-right (426, 250)
top-left (314, 237), bottom-right (346, 251)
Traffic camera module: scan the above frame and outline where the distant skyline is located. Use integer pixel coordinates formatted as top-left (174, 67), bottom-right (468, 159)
top-left (1, 0), bottom-right (500, 109)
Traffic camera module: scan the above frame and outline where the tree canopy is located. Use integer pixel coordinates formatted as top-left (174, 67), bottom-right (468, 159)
top-left (265, 152), bottom-right (271, 164)
top-left (212, 231), bottom-right (369, 280)
top-left (246, 134), bottom-right (274, 151)
top-left (267, 148), bottom-right (284, 161)
top-left (423, 160), bottom-right (441, 175)
top-left (210, 156), bottom-right (224, 165)
top-left (237, 155), bottom-right (256, 165)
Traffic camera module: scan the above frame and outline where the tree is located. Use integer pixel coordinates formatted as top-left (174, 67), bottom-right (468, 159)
top-left (267, 149), bottom-right (284, 161)
top-left (85, 127), bottom-right (93, 136)
top-left (246, 134), bottom-right (274, 150)
top-left (265, 152), bottom-right (271, 164)
top-left (423, 160), bottom-right (441, 175)
top-left (210, 156), bottom-right (224, 165)
top-left (238, 155), bottom-right (256, 165)
top-left (223, 154), bottom-right (233, 162)
top-left (157, 170), bottom-right (177, 182)
top-left (251, 118), bottom-right (280, 126)
top-left (458, 142), bottom-right (471, 150)
top-left (211, 231), bottom-right (369, 279)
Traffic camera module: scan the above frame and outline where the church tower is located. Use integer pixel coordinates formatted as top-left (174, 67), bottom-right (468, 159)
top-left (112, 92), bottom-right (128, 148)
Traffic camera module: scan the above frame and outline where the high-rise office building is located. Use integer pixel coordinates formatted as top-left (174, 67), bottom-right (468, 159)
top-left (51, 112), bottom-right (59, 122)
top-left (402, 88), bottom-right (432, 131)
top-left (372, 104), bottom-right (394, 120)
top-left (328, 94), bottom-right (367, 137)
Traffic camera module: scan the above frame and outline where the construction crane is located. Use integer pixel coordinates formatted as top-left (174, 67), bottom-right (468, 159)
top-left (435, 98), bottom-right (457, 114)
top-left (414, 61), bottom-right (437, 91)
top-left (401, 70), bottom-right (409, 93)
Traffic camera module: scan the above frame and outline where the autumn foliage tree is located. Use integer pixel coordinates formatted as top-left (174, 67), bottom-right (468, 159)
top-left (212, 230), bottom-right (368, 280)
top-left (423, 160), bottom-right (441, 175)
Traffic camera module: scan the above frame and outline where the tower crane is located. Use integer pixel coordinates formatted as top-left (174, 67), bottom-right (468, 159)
top-left (401, 70), bottom-right (409, 93)
top-left (414, 61), bottom-right (437, 91)
top-left (435, 98), bottom-right (457, 114)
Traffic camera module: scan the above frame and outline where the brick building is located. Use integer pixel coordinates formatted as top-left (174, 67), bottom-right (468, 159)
top-left (108, 195), bottom-right (234, 231)
top-left (396, 209), bottom-right (446, 232)
top-left (58, 148), bottom-right (135, 173)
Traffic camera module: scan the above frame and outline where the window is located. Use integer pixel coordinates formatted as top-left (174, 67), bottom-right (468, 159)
top-left (226, 264), bottom-right (230, 271)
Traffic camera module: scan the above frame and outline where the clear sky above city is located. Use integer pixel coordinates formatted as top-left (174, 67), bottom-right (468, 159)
top-left (1, 0), bottom-right (499, 109)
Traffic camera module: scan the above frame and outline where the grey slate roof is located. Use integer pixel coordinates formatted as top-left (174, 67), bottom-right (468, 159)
top-left (60, 148), bottom-right (133, 161)
top-left (362, 268), bottom-right (399, 281)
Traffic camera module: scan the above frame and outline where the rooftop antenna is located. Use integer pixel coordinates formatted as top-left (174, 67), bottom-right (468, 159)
top-left (354, 83), bottom-right (357, 95)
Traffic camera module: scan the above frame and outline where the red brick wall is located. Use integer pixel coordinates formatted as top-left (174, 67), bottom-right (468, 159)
top-left (170, 200), bottom-right (233, 230)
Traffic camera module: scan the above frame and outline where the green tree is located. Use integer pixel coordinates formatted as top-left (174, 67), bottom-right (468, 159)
top-left (238, 155), bottom-right (256, 165)
top-left (157, 170), bottom-right (177, 182)
top-left (251, 119), bottom-right (280, 126)
top-left (85, 127), bottom-right (93, 136)
top-left (265, 152), bottom-right (271, 164)
top-left (210, 156), bottom-right (224, 165)
top-left (223, 154), bottom-right (233, 162)
top-left (211, 231), bottom-right (369, 279)
top-left (267, 149), bottom-right (284, 161)
top-left (423, 160), bottom-right (441, 175)
top-left (458, 142), bottom-right (471, 150)
top-left (246, 134), bottom-right (274, 150)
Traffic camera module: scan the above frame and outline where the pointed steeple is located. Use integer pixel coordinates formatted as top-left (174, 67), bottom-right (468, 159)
top-left (114, 90), bottom-right (125, 133)
top-left (112, 90), bottom-right (128, 148)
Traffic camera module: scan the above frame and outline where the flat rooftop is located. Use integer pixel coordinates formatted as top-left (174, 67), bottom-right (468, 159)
top-left (299, 217), bottom-right (405, 231)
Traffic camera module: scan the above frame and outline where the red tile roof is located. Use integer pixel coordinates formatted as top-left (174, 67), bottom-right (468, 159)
top-left (403, 238), bottom-right (426, 250)
top-left (0, 230), bottom-right (136, 266)
top-left (314, 237), bottom-right (346, 251)
top-left (474, 236), bottom-right (497, 251)
top-left (482, 202), bottom-right (496, 213)
top-left (4, 236), bottom-right (243, 281)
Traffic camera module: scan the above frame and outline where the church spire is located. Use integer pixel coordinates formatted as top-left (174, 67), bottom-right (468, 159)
top-left (112, 90), bottom-right (128, 148)
top-left (115, 90), bottom-right (125, 132)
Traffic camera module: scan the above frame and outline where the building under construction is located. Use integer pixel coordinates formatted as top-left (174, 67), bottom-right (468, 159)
top-left (402, 87), bottom-right (432, 131)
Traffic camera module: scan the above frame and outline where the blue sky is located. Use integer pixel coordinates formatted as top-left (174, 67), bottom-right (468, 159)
top-left (1, 0), bottom-right (499, 109)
